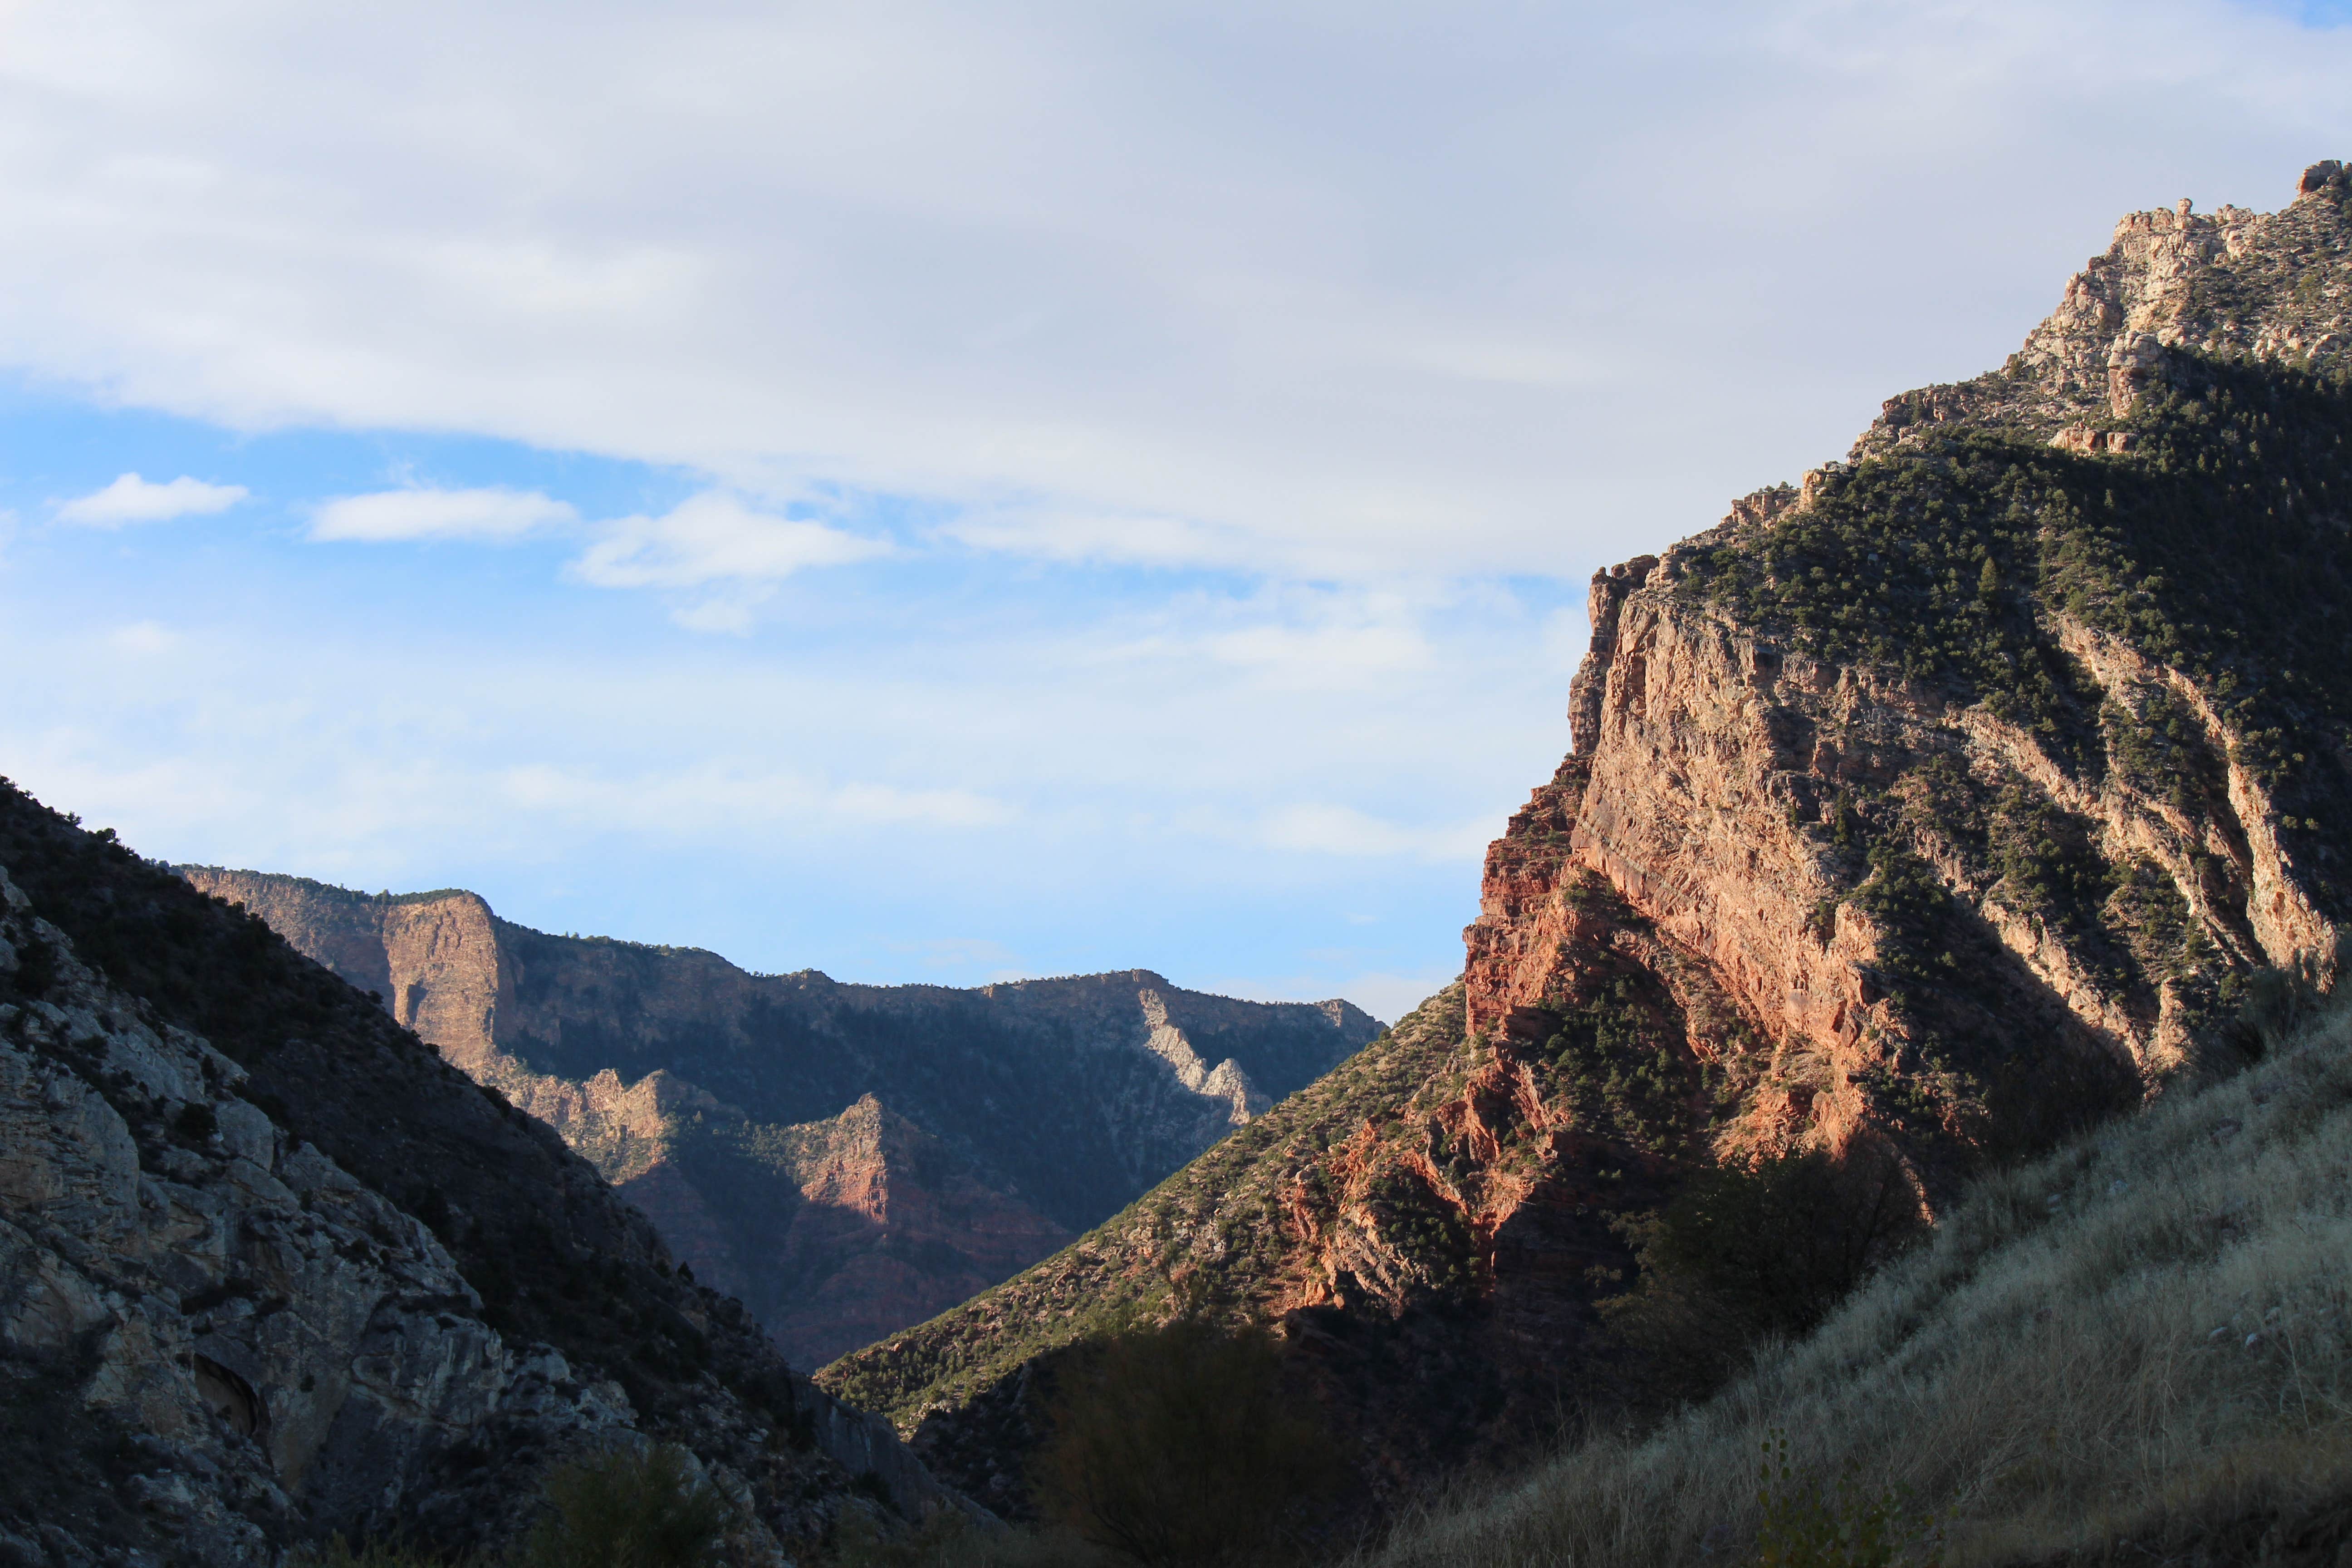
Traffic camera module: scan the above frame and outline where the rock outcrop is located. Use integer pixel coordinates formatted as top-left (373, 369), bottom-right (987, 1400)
top-left (0, 784), bottom-right (969, 1564)
top-left (174, 869), bottom-right (1381, 1367)
top-left (827, 163), bottom-right (2352, 1509)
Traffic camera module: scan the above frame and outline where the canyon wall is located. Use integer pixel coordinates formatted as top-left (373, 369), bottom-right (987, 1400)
top-left (827, 163), bottom-right (2352, 1508)
top-left (176, 868), bottom-right (1380, 1367)
top-left (0, 784), bottom-right (969, 1566)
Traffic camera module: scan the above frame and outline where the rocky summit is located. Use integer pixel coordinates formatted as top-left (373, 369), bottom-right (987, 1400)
top-left (826, 163), bottom-right (2352, 1512)
top-left (0, 784), bottom-right (967, 1565)
top-left (172, 868), bottom-right (1382, 1368)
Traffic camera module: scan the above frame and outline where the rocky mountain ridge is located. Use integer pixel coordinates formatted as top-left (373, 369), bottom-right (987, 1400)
top-left (0, 782), bottom-right (966, 1566)
top-left (826, 162), bottom-right (2352, 1509)
top-left (174, 867), bottom-right (1381, 1366)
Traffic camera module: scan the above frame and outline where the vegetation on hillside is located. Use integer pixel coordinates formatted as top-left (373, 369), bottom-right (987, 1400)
top-left (820, 988), bottom-right (1473, 1427)
top-left (1033, 1319), bottom-right (1343, 1568)
top-left (1645, 344), bottom-right (2352, 1118)
top-left (1686, 348), bottom-right (2352, 905)
top-left (0, 781), bottom-right (826, 1558)
top-left (1366, 995), bottom-right (2352, 1568)
top-left (1595, 1145), bottom-right (1927, 1402)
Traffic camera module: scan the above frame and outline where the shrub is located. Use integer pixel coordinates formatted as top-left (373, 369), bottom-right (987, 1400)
top-left (1033, 1318), bottom-right (1342, 1568)
top-left (1753, 1433), bottom-right (1942, 1568)
top-left (1600, 1145), bottom-right (1925, 1398)
top-left (828, 1509), bottom-right (1103, 1568)
top-left (516, 1444), bottom-right (735, 1568)
top-left (291, 1537), bottom-right (459, 1568)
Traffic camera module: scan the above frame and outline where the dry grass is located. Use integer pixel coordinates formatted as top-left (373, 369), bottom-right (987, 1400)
top-left (1365, 1007), bottom-right (2352, 1568)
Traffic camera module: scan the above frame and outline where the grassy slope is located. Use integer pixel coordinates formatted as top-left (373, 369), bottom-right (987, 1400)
top-left (1369, 1001), bottom-right (2352, 1568)
top-left (818, 985), bottom-right (1470, 1426)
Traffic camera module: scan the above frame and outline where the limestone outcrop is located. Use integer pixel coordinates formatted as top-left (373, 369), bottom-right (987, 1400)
top-left (174, 868), bottom-right (1381, 1367)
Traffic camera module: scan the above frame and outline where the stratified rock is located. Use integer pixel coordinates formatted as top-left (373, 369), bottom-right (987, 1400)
top-left (826, 162), bottom-right (2352, 1511)
top-left (172, 868), bottom-right (1379, 1366)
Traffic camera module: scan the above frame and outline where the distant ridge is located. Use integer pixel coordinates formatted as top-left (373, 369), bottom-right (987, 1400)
top-left (177, 865), bottom-right (1383, 1366)
top-left (0, 779), bottom-right (969, 1564)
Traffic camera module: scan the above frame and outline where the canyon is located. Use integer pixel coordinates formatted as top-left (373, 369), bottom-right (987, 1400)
top-left (826, 162), bottom-right (2352, 1511)
top-left (0, 781), bottom-right (970, 1565)
top-left (174, 868), bottom-right (1381, 1368)
top-left (10, 159), bottom-right (2351, 1560)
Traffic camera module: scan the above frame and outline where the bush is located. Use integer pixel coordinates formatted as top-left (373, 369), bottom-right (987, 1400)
top-left (292, 1537), bottom-right (459, 1568)
top-left (1753, 1433), bottom-right (1942, 1568)
top-left (828, 1510), bottom-right (1102, 1568)
top-left (2234, 938), bottom-right (2342, 1056)
top-left (516, 1444), bottom-right (735, 1568)
top-left (1600, 1145), bottom-right (1925, 1398)
top-left (1033, 1318), bottom-right (1343, 1568)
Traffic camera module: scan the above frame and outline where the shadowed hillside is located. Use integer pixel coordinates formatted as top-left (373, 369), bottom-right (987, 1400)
top-left (0, 780), bottom-right (968, 1564)
top-left (176, 867), bottom-right (1381, 1366)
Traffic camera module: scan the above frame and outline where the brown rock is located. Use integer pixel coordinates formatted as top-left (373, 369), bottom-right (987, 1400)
top-left (175, 869), bottom-right (1377, 1367)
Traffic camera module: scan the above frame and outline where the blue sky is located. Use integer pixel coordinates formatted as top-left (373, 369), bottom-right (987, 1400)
top-left (1, 1), bottom-right (2349, 1022)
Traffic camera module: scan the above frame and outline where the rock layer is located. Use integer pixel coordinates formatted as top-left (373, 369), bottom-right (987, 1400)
top-left (176, 869), bottom-right (1380, 1367)
top-left (828, 163), bottom-right (2352, 1508)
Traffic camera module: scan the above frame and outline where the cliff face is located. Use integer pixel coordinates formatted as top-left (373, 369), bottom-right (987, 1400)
top-left (0, 784), bottom-right (967, 1567)
top-left (175, 868), bottom-right (1380, 1367)
top-left (829, 163), bottom-right (2352, 1508)
top-left (1469, 164), bottom-right (2352, 1167)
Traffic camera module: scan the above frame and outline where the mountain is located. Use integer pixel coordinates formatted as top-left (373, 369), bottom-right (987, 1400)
top-left (172, 868), bottom-right (1382, 1367)
top-left (1365, 975), bottom-right (2352, 1567)
top-left (0, 780), bottom-right (965, 1565)
top-left (824, 161), bottom-right (2352, 1513)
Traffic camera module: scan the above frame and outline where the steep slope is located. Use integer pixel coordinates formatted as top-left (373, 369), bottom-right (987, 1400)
top-left (821, 986), bottom-right (1576, 1516)
top-left (1369, 998), bottom-right (2352, 1568)
top-left (828, 163), bottom-right (2352, 1506)
top-left (175, 868), bottom-right (1379, 1365)
top-left (0, 782), bottom-right (963, 1564)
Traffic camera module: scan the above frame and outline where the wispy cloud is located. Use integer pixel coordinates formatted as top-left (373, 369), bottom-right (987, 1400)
top-left (571, 493), bottom-right (888, 590)
top-left (310, 486), bottom-right (576, 541)
top-left (58, 473), bottom-right (248, 527)
top-left (304, 486), bottom-right (886, 630)
top-left (8, 5), bottom-right (2347, 579)
top-left (496, 762), bottom-right (1010, 833)
top-left (108, 620), bottom-right (179, 655)
top-left (1260, 804), bottom-right (1493, 863)
top-left (568, 492), bottom-right (889, 631)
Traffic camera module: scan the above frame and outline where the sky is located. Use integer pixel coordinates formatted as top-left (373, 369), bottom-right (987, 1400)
top-left (2, 1), bottom-right (2350, 1024)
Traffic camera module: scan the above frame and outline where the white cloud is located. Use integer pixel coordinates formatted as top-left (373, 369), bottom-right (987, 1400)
top-left (310, 486), bottom-right (576, 541)
top-left (57, 473), bottom-right (248, 527)
top-left (109, 620), bottom-right (179, 654)
top-left (0, 561), bottom-right (1561, 1003)
top-left (0, 4), bottom-right (2345, 577)
top-left (936, 508), bottom-right (1264, 572)
top-left (304, 485), bottom-right (885, 629)
top-left (495, 762), bottom-right (1010, 834)
top-left (1261, 804), bottom-right (1493, 864)
top-left (566, 492), bottom-right (888, 629)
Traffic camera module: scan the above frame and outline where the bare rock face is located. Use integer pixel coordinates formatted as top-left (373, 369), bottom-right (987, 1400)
top-left (175, 869), bottom-right (1380, 1367)
top-left (0, 787), bottom-right (974, 1564)
top-left (830, 163), bottom-right (2352, 1509)
top-left (1, 866), bottom-right (744, 1562)
top-left (1467, 166), bottom-right (2352, 1169)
